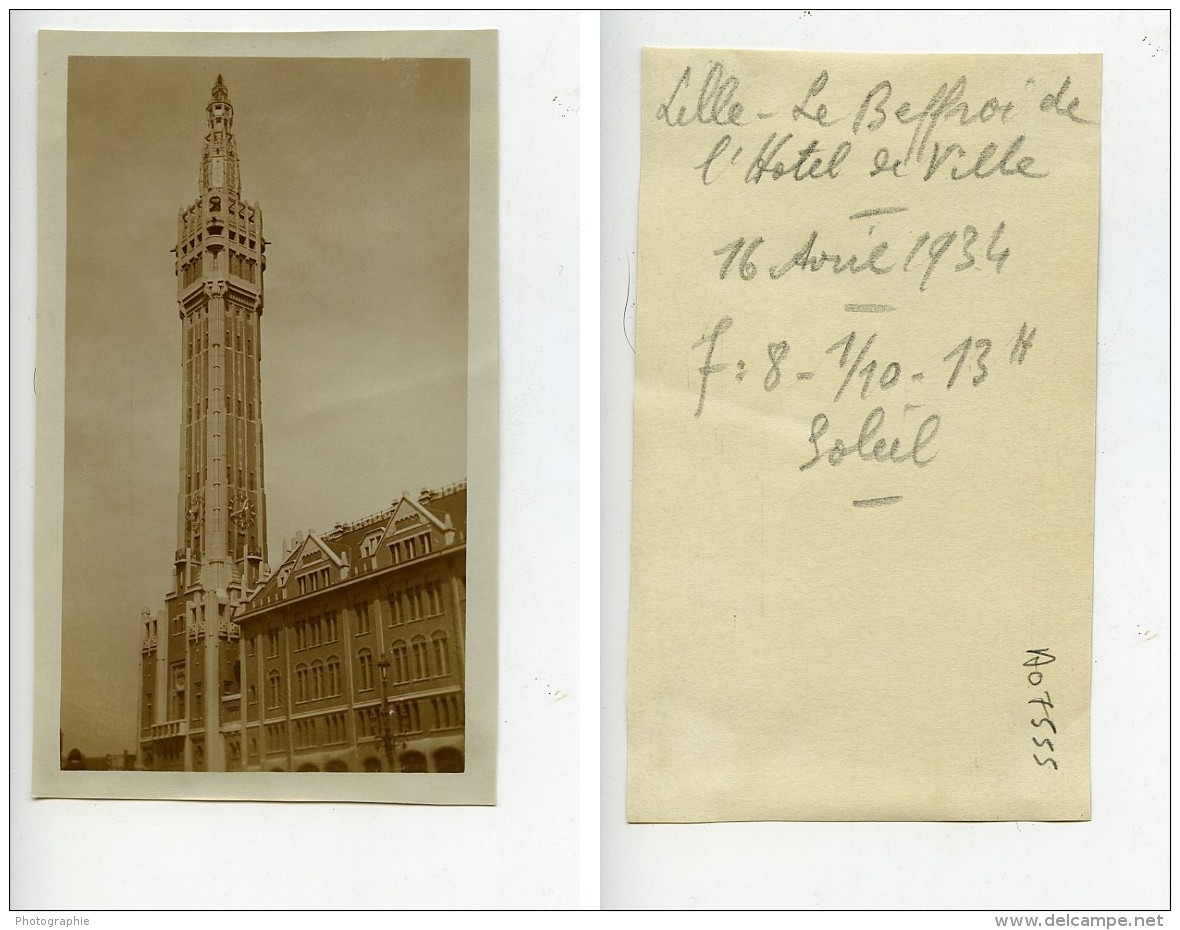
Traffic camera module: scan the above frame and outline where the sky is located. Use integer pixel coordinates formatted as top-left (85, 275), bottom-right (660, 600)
top-left (61, 56), bottom-right (470, 756)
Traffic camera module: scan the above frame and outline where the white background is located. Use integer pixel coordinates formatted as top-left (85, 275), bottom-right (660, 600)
top-left (601, 10), bottom-right (1169, 910)
top-left (10, 10), bottom-right (582, 910)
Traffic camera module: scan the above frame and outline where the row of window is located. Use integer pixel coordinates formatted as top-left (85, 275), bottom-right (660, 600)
top-left (181, 257), bottom-right (202, 288)
top-left (293, 658), bottom-right (343, 703)
top-left (353, 698), bottom-right (456, 740)
top-left (358, 587), bottom-right (448, 629)
top-left (256, 587), bottom-right (447, 655)
top-left (177, 224), bottom-right (203, 254)
top-left (296, 567), bottom-right (332, 596)
top-left (391, 532), bottom-right (432, 564)
top-left (242, 565), bottom-right (464, 663)
top-left (323, 711), bottom-right (349, 745)
top-left (279, 703), bottom-right (427, 752)
top-left (203, 698), bottom-right (461, 765)
top-left (391, 583), bottom-right (446, 624)
top-left (289, 713), bottom-right (350, 750)
top-left (291, 612), bottom-right (339, 651)
top-left (395, 700), bottom-right (422, 734)
top-left (189, 327), bottom-right (253, 358)
top-left (355, 705), bottom-right (381, 740)
top-left (183, 399), bottom-right (258, 428)
top-left (256, 634), bottom-right (452, 710)
top-left (228, 250), bottom-right (257, 283)
top-left (291, 717), bottom-right (316, 750)
top-left (431, 694), bottom-right (463, 730)
top-left (383, 634), bottom-right (451, 684)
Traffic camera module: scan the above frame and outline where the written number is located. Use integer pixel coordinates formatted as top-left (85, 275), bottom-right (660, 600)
top-left (714, 237), bottom-right (763, 281)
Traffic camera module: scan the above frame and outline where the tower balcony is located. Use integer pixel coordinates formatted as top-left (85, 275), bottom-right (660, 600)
top-left (175, 547), bottom-right (191, 566)
top-left (147, 720), bottom-right (188, 740)
top-left (218, 615), bottom-right (241, 641)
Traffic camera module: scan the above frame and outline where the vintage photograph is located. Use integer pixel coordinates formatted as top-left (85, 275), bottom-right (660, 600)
top-left (42, 40), bottom-right (497, 797)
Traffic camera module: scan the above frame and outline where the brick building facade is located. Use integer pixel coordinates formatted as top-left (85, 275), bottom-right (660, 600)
top-left (232, 486), bottom-right (466, 773)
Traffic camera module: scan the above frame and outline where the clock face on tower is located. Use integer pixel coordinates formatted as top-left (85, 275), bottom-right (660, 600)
top-left (229, 492), bottom-right (255, 530)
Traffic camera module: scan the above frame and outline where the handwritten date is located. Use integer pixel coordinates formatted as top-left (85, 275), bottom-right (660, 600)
top-left (715, 218), bottom-right (1010, 294)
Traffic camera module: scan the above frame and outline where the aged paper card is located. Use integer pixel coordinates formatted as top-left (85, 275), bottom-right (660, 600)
top-left (629, 49), bottom-right (1099, 822)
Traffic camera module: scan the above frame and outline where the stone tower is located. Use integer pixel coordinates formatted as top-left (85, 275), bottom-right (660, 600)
top-left (141, 76), bottom-right (269, 771)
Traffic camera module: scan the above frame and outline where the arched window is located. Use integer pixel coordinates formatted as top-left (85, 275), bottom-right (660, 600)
top-left (431, 631), bottom-right (449, 676)
top-left (310, 660), bottom-right (324, 700)
top-left (267, 670), bottom-right (281, 709)
top-left (390, 640), bottom-right (409, 684)
top-left (357, 648), bottom-right (373, 691)
top-left (410, 636), bottom-right (430, 680)
top-left (295, 663), bottom-right (308, 703)
top-left (326, 656), bottom-right (342, 696)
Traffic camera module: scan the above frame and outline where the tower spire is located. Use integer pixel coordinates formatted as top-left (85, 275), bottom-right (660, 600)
top-left (146, 74), bottom-right (268, 773)
top-left (200, 73), bottom-right (240, 196)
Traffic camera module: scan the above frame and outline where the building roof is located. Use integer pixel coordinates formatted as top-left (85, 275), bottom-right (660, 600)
top-left (236, 481), bottom-right (466, 619)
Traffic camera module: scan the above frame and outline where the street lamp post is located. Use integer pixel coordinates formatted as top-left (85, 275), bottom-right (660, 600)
top-left (377, 652), bottom-right (397, 772)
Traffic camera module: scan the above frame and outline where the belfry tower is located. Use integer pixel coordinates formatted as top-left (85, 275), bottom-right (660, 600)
top-left (140, 76), bottom-right (269, 772)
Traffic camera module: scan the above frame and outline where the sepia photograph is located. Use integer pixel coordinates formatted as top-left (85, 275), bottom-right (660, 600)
top-left (36, 33), bottom-right (499, 801)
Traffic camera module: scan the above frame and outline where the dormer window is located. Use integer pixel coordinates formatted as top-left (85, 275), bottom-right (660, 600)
top-left (359, 531), bottom-right (383, 559)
